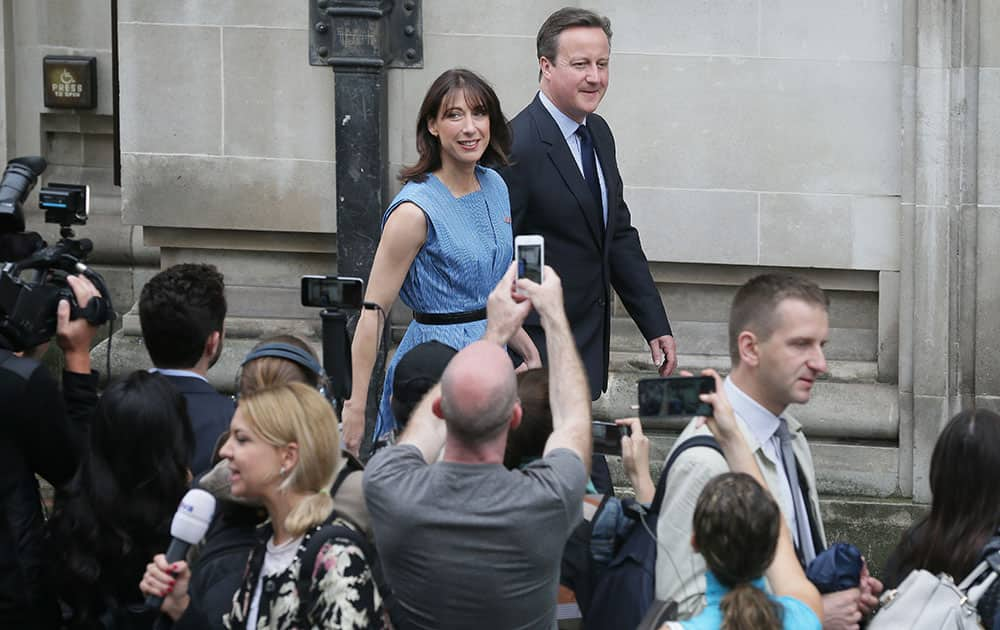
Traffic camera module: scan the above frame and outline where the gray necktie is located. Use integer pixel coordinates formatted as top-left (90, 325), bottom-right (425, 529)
top-left (777, 418), bottom-right (816, 564)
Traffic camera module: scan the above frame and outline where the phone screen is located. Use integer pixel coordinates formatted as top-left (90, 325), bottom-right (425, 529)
top-left (300, 276), bottom-right (364, 309)
top-left (517, 244), bottom-right (543, 284)
top-left (638, 376), bottom-right (715, 417)
top-left (592, 421), bottom-right (630, 456)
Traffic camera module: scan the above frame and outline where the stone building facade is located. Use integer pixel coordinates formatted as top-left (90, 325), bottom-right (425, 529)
top-left (2, 0), bottom-right (997, 565)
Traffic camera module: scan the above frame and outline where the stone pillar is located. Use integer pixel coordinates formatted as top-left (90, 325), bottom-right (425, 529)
top-left (903, 0), bottom-right (981, 502)
top-left (974, 2), bottom-right (1000, 412)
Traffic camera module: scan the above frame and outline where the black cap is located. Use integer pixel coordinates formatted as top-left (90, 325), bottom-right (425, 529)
top-left (391, 340), bottom-right (457, 426)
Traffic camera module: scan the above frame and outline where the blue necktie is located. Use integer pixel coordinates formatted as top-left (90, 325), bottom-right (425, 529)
top-left (777, 419), bottom-right (816, 564)
top-left (575, 124), bottom-right (604, 224)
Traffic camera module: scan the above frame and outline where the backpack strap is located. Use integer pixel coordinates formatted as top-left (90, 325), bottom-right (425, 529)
top-left (330, 450), bottom-right (364, 497)
top-left (648, 435), bottom-right (723, 515)
top-left (295, 510), bottom-right (401, 628)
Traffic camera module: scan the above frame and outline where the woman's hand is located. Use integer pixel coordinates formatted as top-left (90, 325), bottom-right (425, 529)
top-left (616, 417), bottom-right (655, 503)
top-left (341, 399), bottom-right (365, 456)
top-left (139, 554), bottom-right (191, 621)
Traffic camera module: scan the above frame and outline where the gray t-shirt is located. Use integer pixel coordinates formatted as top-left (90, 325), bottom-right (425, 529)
top-left (364, 445), bottom-right (587, 630)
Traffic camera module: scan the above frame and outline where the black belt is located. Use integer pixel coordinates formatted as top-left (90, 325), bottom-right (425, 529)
top-left (413, 308), bottom-right (487, 325)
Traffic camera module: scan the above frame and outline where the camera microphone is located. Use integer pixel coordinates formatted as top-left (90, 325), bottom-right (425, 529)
top-left (143, 488), bottom-right (217, 610)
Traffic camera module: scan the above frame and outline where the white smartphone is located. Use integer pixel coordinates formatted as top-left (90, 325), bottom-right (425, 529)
top-left (514, 234), bottom-right (544, 292)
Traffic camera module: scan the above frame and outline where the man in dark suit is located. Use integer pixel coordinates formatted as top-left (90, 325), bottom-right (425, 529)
top-left (139, 263), bottom-right (234, 475)
top-left (503, 7), bottom-right (676, 404)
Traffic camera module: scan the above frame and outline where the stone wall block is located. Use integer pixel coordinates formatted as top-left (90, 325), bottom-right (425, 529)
top-left (118, 1), bottom-right (304, 29)
top-left (914, 68), bottom-right (950, 206)
top-left (975, 207), bottom-right (1000, 395)
top-left (160, 247), bottom-right (335, 289)
top-left (424, 0), bottom-right (568, 37)
top-left (37, 0), bottom-right (112, 51)
top-left (121, 154), bottom-right (336, 232)
top-left (979, 69), bottom-right (1000, 204)
top-left (983, 0), bottom-right (1000, 68)
top-left (912, 394), bottom-right (950, 503)
top-left (600, 0), bottom-right (757, 56)
top-left (624, 188), bottom-right (757, 265)
top-left (604, 55), bottom-right (900, 195)
top-left (901, 65), bottom-right (916, 204)
top-left (758, 194), bottom-right (900, 270)
top-left (760, 0), bottom-right (903, 62)
top-left (911, 205), bottom-right (950, 396)
top-left (222, 27), bottom-right (335, 161)
top-left (118, 23), bottom-right (221, 155)
top-left (877, 271), bottom-right (901, 383)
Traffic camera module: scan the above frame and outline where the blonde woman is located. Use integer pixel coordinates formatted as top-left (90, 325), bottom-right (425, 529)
top-left (141, 383), bottom-right (383, 629)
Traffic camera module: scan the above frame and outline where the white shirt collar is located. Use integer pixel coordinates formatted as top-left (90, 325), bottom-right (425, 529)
top-left (149, 367), bottom-right (208, 383)
top-left (724, 376), bottom-right (782, 451)
top-left (538, 91), bottom-right (585, 143)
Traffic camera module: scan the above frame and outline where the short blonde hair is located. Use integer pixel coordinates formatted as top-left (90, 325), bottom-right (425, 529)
top-left (239, 382), bottom-right (340, 536)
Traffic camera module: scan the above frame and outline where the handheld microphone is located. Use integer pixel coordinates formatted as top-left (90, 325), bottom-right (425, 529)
top-left (144, 488), bottom-right (217, 610)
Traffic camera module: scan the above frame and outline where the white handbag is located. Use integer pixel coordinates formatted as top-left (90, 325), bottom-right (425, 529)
top-left (868, 553), bottom-right (1000, 630)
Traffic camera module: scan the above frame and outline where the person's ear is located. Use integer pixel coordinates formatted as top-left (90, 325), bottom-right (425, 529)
top-left (427, 116), bottom-right (439, 138)
top-left (432, 397), bottom-right (445, 420)
top-left (690, 532), bottom-right (698, 552)
top-left (509, 402), bottom-right (523, 431)
top-left (737, 331), bottom-right (759, 367)
top-left (539, 56), bottom-right (553, 81)
top-left (281, 442), bottom-right (299, 474)
top-left (205, 330), bottom-right (222, 360)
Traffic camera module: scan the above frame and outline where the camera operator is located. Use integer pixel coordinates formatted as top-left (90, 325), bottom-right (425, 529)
top-left (0, 273), bottom-right (102, 629)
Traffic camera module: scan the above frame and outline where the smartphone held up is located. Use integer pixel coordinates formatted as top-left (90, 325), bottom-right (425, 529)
top-left (515, 235), bottom-right (544, 292)
top-left (638, 375), bottom-right (716, 419)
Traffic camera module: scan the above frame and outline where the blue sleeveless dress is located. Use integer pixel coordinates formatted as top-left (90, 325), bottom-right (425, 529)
top-left (374, 166), bottom-right (513, 438)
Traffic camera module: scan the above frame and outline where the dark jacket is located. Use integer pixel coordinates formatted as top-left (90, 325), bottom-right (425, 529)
top-left (502, 94), bottom-right (671, 398)
top-left (161, 373), bottom-right (234, 475)
top-left (0, 348), bottom-right (98, 628)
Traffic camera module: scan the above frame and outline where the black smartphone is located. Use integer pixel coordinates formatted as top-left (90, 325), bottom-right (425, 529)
top-left (300, 276), bottom-right (364, 309)
top-left (638, 376), bottom-right (716, 418)
top-left (592, 421), bottom-right (631, 456)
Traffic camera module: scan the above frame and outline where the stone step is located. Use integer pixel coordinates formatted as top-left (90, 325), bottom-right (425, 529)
top-left (611, 317), bottom-right (877, 362)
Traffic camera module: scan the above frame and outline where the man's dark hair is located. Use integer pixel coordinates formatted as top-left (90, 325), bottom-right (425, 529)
top-left (728, 273), bottom-right (829, 365)
top-left (139, 263), bottom-right (226, 369)
top-left (536, 7), bottom-right (612, 79)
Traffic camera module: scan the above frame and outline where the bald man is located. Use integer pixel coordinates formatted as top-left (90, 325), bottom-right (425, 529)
top-left (364, 264), bottom-right (592, 630)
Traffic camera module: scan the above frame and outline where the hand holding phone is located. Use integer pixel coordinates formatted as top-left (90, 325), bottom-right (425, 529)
top-left (638, 375), bottom-right (716, 418)
top-left (514, 235), bottom-right (544, 293)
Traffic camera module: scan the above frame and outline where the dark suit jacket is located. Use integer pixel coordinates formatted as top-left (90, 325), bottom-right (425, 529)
top-left (502, 94), bottom-right (671, 397)
top-left (162, 374), bottom-right (235, 476)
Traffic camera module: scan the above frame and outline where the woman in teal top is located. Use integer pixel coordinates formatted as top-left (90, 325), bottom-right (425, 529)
top-left (342, 69), bottom-right (539, 455)
top-left (663, 370), bottom-right (823, 630)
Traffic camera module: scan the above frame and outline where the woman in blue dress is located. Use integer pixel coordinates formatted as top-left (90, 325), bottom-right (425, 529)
top-left (342, 69), bottom-right (540, 455)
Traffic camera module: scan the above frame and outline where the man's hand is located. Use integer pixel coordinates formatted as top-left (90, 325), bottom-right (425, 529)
top-left (515, 265), bottom-right (566, 327)
top-left (821, 588), bottom-right (862, 630)
top-left (484, 262), bottom-right (533, 346)
top-left (649, 334), bottom-right (677, 376)
top-left (56, 274), bottom-right (101, 374)
top-left (858, 561), bottom-right (883, 616)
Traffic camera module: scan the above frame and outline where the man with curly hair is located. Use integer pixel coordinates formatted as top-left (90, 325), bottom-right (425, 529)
top-left (139, 263), bottom-right (233, 474)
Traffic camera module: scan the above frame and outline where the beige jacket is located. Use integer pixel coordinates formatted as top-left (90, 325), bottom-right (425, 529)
top-left (653, 407), bottom-right (825, 618)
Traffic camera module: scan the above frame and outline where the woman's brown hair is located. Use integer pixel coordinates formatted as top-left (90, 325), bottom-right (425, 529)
top-left (694, 473), bottom-right (783, 630)
top-left (398, 68), bottom-right (511, 183)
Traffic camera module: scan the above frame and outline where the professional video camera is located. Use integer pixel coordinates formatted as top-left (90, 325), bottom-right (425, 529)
top-left (0, 156), bottom-right (114, 351)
